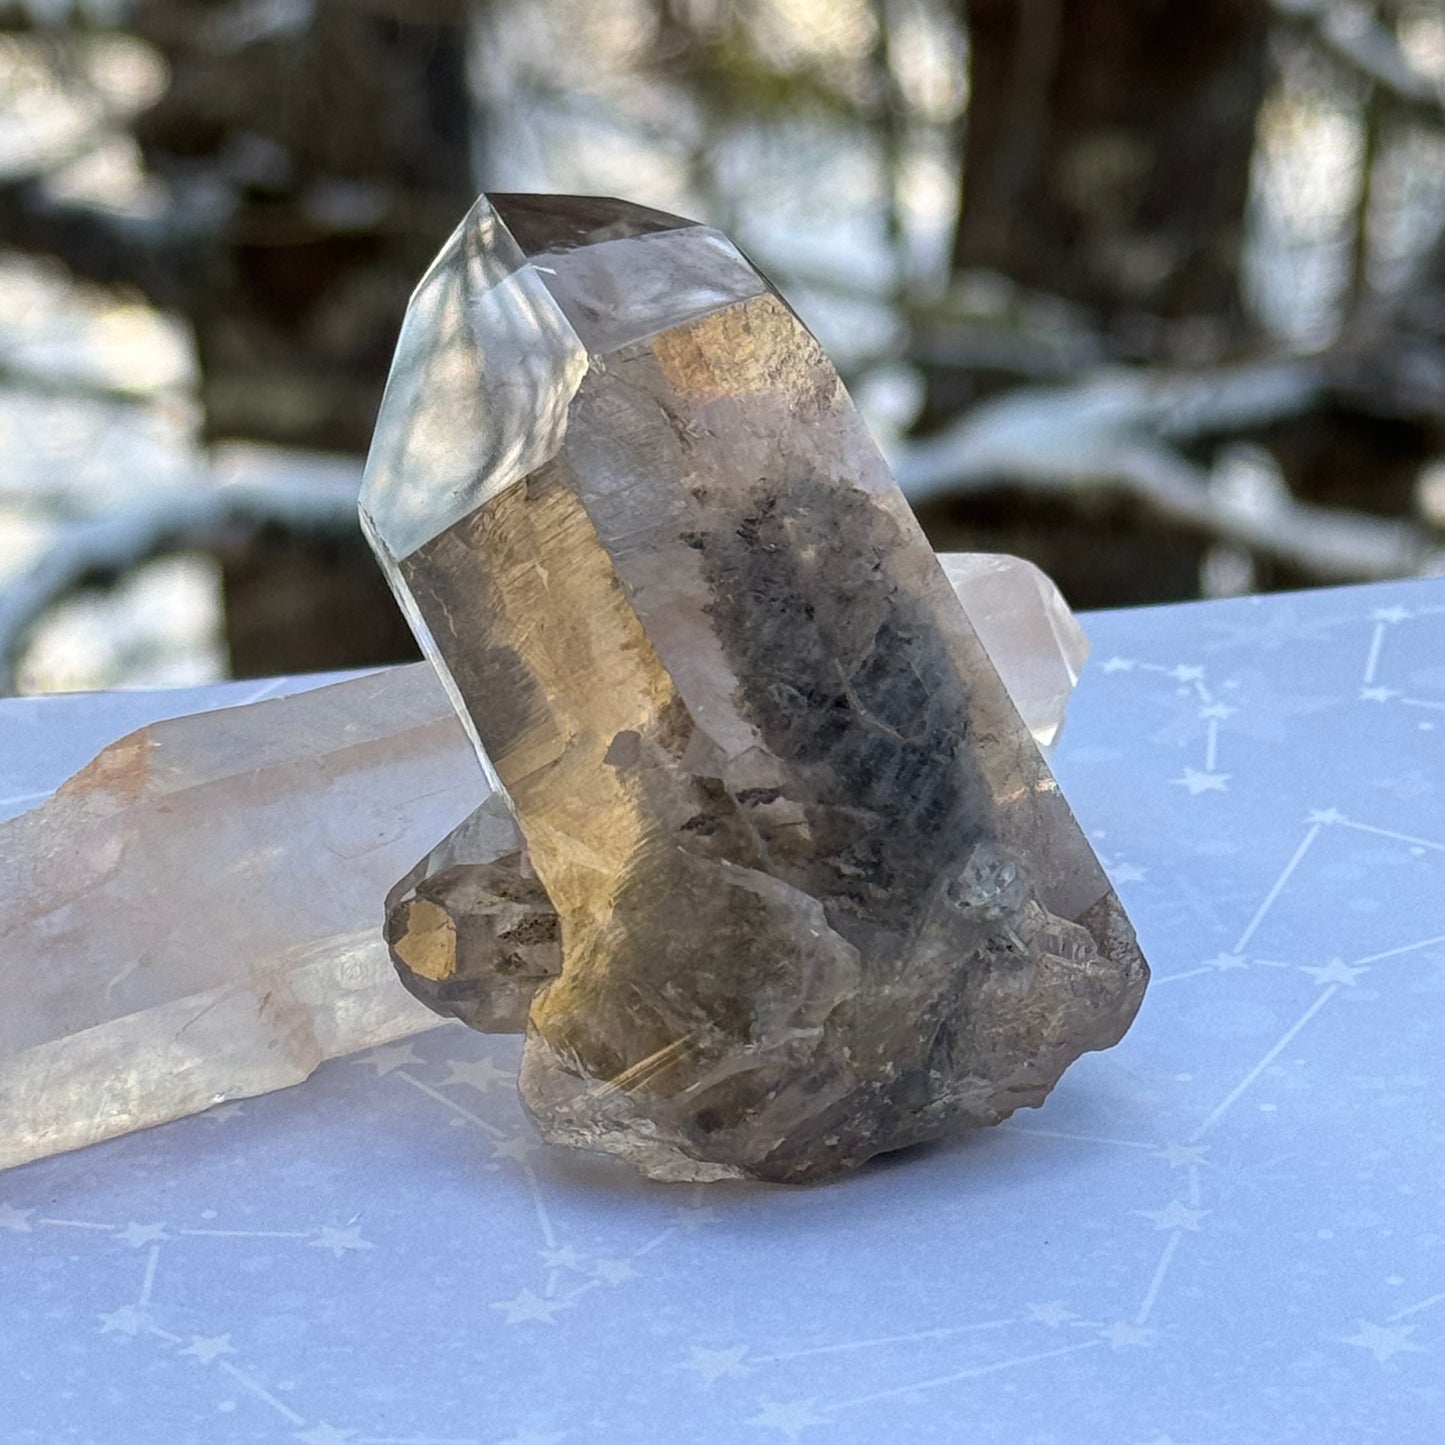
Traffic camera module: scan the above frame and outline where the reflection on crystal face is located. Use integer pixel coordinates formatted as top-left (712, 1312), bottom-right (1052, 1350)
top-left (360, 198), bottom-right (589, 562)
top-left (363, 194), bottom-right (1148, 1183)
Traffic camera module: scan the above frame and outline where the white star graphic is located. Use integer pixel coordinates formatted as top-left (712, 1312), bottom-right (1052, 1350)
top-left (1205, 952), bottom-right (1248, 971)
top-left (310, 1225), bottom-right (373, 1258)
top-left (1156, 1143), bottom-right (1208, 1169)
top-left (1372, 606), bottom-right (1411, 624)
top-left (1172, 768), bottom-right (1229, 795)
top-left (683, 1344), bottom-right (753, 1382)
top-left (1198, 702), bottom-right (1237, 720)
top-left (1027, 1301), bottom-right (1078, 1328)
top-left (117, 1221), bottom-right (168, 1248)
top-left (1137, 1202), bottom-right (1209, 1232)
top-left (1360, 686), bottom-right (1400, 703)
top-left (1300, 957), bottom-right (1368, 987)
top-left (1342, 1321), bottom-right (1427, 1363)
top-left (358, 1043), bottom-right (421, 1077)
top-left (180, 1333), bottom-right (236, 1364)
top-left (0, 1203), bottom-right (34, 1232)
top-left (593, 1258), bottom-right (639, 1285)
top-left (442, 1056), bottom-right (513, 1093)
top-left (491, 1134), bottom-right (543, 1163)
top-left (747, 1399), bottom-right (828, 1438)
top-left (1308, 807), bottom-right (1346, 825)
top-left (540, 1245), bottom-right (584, 1272)
top-left (1100, 1320), bottom-right (1155, 1348)
top-left (98, 1304), bottom-right (148, 1336)
top-left (1102, 657), bottom-right (1136, 673)
top-left (1170, 665), bottom-right (1205, 683)
top-left (492, 1289), bottom-right (571, 1325)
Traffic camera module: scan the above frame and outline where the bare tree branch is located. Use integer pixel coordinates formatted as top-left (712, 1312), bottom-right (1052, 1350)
top-left (0, 173), bottom-right (217, 310)
top-left (0, 358), bottom-right (183, 406)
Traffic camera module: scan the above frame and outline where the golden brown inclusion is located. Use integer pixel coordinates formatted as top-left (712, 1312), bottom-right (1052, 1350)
top-left (363, 194), bottom-right (1149, 1183)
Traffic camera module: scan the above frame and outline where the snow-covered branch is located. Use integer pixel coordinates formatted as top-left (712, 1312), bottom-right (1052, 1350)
top-left (893, 362), bottom-right (1441, 582)
top-left (0, 481), bottom-right (359, 693)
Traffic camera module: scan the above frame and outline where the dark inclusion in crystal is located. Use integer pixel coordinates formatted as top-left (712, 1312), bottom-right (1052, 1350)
top-left (363, 193), bottom-right (1149, 1184)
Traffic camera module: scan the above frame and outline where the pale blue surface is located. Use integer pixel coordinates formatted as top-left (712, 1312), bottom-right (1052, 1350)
top-left (2, 580), bottom-right (1443, 1445)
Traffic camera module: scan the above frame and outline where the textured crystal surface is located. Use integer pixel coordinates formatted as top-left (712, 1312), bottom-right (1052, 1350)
top-left (362, 193), bottom-right (1148, 1183)
top-left (385, 551), bottom-right (1090, 1035)
top-left (0, 670), bottom-right (480, 1172)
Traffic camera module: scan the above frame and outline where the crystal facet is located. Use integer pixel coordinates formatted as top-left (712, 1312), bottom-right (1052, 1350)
top-left (362, 193), bottom-right (1147, 1183)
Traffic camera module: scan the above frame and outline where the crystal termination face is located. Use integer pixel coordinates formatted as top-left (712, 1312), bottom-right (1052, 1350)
top-left (362, 194), bottom-right (1149, 1184)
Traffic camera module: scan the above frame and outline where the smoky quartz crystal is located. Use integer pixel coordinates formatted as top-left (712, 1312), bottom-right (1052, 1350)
top-left (361, 194), bottom-right (1148, 1183)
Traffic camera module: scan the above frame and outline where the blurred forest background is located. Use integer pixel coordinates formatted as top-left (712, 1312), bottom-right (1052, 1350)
top-left (2, 0), bottom-right (1445, 692)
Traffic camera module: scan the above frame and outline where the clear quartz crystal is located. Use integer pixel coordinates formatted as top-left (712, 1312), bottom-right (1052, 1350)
top-left (939, 553), bottom-right (1088, 750)
top-left (361, 194), bottom-right (1147, 1184)
top-left (0, 552), bottom-right (1081, 1173)
top-left (0, 670), bottom-right (479, 1171)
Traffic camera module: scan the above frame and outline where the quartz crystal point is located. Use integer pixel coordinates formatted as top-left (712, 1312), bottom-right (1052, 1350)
top-left (362, 193), bottom-right (1148, 1183)
top-left (0, 670), bottom-right (480, 1172)
top-left (937, 553), bottom-right (1087, 750)
top-left (0, 553), bottom-right (1076, 1173)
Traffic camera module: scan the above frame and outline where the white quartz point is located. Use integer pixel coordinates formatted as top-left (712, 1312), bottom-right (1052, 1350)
top-left (0, 669), bottom-right (483, 1172)
top-left (939, 552), bottom-right (1088, 749)
top-left (0, 551), bottom-right (1080, 1171)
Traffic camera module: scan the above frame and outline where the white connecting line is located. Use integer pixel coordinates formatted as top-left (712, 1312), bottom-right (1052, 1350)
top-left (392, 1068), bottom-right (508, 1140)
top-left (1362, 621), bottom-right (1387, 684)
top-left (1232, 823), bottom-right (1322, 956)
top-left (1387, 1292), bottom-right (1445, 1324)
top-left (1135, 1234), bottom-right (1183, 1327)
top-left (753, 1316), bottom-right (1022, 1367)
top-left (1134, 790), bottom-right (1445, 1337)
top-left (824, 1340), bottom-right (1106, 1414)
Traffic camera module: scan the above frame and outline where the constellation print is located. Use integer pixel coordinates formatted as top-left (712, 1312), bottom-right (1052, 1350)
top-left (3, 579), bottom-right (1442, 1444)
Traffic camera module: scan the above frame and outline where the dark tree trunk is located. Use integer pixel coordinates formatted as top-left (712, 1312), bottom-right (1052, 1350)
top-left (131, 0), bottom-right (475, 455)
top-left (915, 0), bottom-right (1272, 605)
top-left (123, 0), bottom-right (477, 673)
top-left (221, 530), bottom-right (421, 680)
top-left (955, 0), bottom-right (1269, 350)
